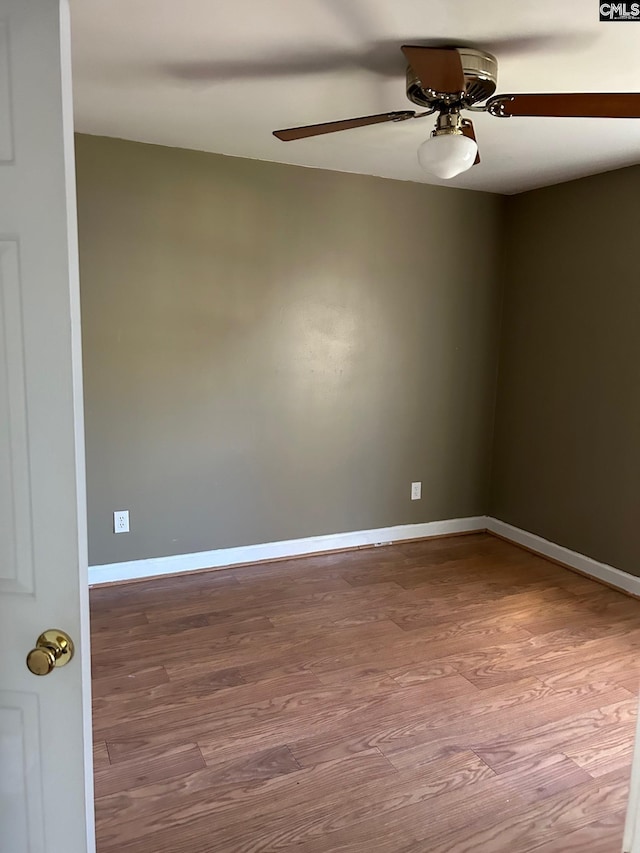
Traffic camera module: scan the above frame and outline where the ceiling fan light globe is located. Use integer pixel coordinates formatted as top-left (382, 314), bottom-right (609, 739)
top-left (417, 133), bottom-right (478, 179)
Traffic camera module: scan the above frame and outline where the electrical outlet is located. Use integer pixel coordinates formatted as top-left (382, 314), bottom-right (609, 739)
top-left (411, 482), bottom-right (422, 501)
top-left (113, 510), bottom-right (130, 533)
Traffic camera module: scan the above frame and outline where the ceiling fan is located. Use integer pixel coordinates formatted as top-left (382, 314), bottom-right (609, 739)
top-left (273, 45), bottom-right (640, 179)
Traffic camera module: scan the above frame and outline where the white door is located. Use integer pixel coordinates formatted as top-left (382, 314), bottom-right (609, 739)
top-left (0, 0), bottom-right (93, 851)
top-left (623, 712), bottom-right (640, 852)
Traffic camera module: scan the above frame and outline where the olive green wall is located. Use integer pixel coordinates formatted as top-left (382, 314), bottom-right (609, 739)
top-left (491, 166), bottom-right (640, 576)
top-left (76, 134), bottom-right (504, 566)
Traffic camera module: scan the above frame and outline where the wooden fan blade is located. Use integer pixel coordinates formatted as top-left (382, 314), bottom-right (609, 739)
top-left (401, 46), bottom-right (465, 94)
top-left (460, 120), bottom-right (481, 165)
top-left (488, 92), bottom-right (640, 118)
top-left (273, 110), bottom-right (415, 141)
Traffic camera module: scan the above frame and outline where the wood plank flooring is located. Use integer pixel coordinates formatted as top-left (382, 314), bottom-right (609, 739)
top-left (90, 532), bottom-right (640, 852)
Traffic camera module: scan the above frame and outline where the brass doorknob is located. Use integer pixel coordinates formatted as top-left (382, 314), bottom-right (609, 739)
top-left (26, 629), bottom-right (74, 676)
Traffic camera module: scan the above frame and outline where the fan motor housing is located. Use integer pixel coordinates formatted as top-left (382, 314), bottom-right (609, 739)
top-left (406, 47), bottom-right (497, 109)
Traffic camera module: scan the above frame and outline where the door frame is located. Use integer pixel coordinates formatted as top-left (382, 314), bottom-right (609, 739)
top-left (61, 0), bottom-right (96, 844)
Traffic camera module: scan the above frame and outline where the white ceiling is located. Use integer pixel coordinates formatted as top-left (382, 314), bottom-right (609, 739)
top-left (70, 0), bottom-right (640, 195)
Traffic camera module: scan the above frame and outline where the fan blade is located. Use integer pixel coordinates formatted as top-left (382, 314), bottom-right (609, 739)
top-left (488, 92), bottom-right (640, 118)
top-left (460, 120), bottom-right (481, 165)
top-left (401, 46), bottom-right (465, 94)
top-left (478, 32), bottom-right (596, 57)
top-left (273, 111), bottom-right (415, 141)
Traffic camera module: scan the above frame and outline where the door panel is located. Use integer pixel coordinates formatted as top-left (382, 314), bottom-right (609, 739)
top-left (0, 694), bottom-right (45, 853)
top-left (0, 1), bottom-right (93, 851)
top-left (0, 241), bottom-right (34, 596)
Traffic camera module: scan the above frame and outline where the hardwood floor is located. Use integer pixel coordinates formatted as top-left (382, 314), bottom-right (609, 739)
top-left (90, 532), bottom-right (640, 852)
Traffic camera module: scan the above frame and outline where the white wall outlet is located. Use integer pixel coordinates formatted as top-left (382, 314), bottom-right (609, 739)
top-left (411, 482), bottom-right (422, 501)
top-left (113, 509), bottom-right (130, 533)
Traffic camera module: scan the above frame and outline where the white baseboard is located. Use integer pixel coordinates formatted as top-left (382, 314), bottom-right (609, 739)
top-left (486, 517), bottom-right (640, 597)
top-left (88, 516), bottom-right (488, 585)
top-left (88, 514), bottom-right (640, 596)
